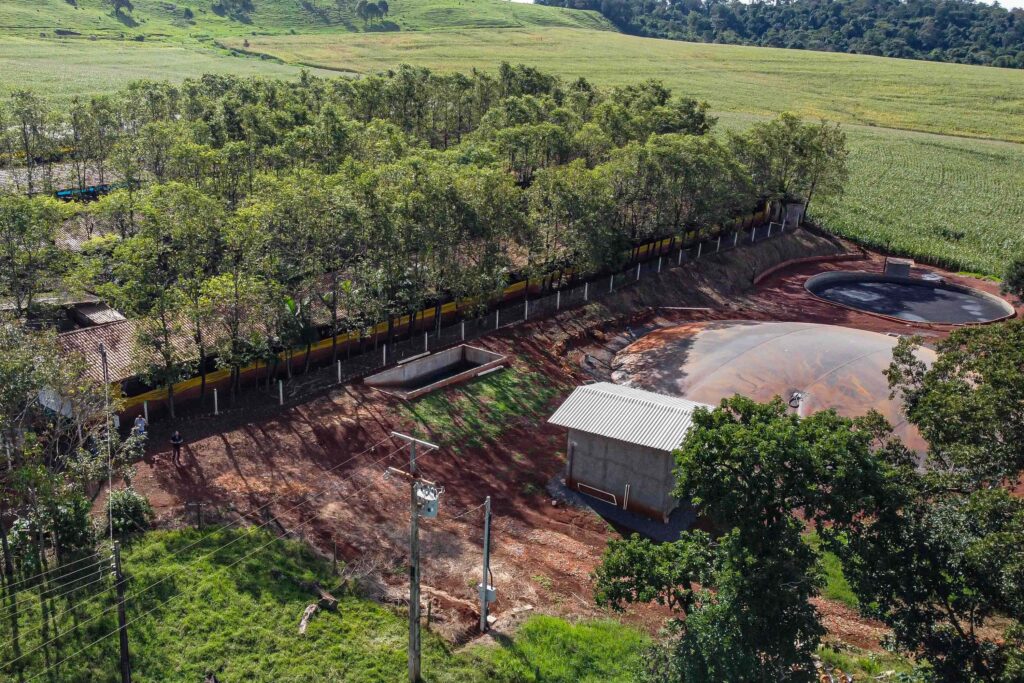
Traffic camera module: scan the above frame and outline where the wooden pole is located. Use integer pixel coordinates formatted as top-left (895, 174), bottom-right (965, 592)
top-left (113, 542), bottom-right (132, 683)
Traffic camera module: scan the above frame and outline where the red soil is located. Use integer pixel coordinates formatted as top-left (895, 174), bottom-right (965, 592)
top-left (113, 235), bottom-right (1020, 648)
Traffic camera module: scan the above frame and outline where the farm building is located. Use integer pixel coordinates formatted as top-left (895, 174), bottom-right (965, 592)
top-left (548, 382), bottom-right (711, 521)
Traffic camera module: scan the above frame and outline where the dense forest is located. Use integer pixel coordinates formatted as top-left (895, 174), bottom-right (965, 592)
top-left (0, 65), bottom-right (845, 415)
top-left (536, 0), bottom-right (1024, 68)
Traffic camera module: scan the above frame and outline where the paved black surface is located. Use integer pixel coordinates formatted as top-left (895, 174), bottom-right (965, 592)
top-left (810, 279), bottom-right (1009, 324)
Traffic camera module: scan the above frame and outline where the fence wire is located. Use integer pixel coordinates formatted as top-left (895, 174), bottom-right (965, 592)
top-left (145, 223), bottom-right (783, 418)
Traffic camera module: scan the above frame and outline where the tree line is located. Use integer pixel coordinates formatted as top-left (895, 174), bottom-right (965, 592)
top-left (595, 318), bottom-right (1024, 681)
top-left (0, 65), bottom-right (848, 418)
top-left (538, 0), bottom-right (1024, 69)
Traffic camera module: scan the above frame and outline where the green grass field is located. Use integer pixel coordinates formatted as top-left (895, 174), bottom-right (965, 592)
top-left (0, 529), bottom-right (646, 682)
top-left (0, 0), bottom-right (1021, 272)
top-left (814, 127), bottom-right (1024, 274)
top-left (0, 36), bottom-right (342, 100)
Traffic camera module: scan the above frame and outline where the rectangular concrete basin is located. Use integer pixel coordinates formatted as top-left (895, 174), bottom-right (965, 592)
top-left (364, 345), bottom-right (507, 399)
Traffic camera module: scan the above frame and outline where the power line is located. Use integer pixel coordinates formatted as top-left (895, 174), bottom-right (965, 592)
top-left (445, 501), bottom-right (487, 521)
top-left (2, 442), bottom-right (410, 672)
top-left (18, 468), bottom-right (407, 683)
top-left (0, 568), bottom-right (111, 623)
top-left (0, 552), bottom-right (104, 593)
top-left (0, 576), bottom-right (114, 651)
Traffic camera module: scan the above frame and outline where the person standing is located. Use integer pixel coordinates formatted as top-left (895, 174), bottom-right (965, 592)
top-left (170, 430), bottom-right (184, 466)
top-left (132, 414), bottom-right (147, 438)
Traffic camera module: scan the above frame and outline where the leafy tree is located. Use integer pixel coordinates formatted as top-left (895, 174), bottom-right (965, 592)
top-left (732, 113), bottom-right (848, 211)
top-left (0, 193), bottom-right (69, 320)
top-left (595, 396), bottom-right (904, 681)
top-left (886, 320), bottom-right (1024, 489)
top-left (842, 487), bottom-right (1024, 682)
top-left (1001, 254), bottom-right (1024, 301)
top-left (7, 91), bottom-right (52, 195)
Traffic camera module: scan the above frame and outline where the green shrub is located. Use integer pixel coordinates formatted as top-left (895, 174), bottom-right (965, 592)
top-left (107, 487), bottom-right (154, 538)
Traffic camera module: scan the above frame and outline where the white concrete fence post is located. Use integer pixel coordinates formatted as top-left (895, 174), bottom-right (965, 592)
top-left (751, 227), bottom-right (756, 243)
top-left (556, 290), bottom-right (561, 310)
top-left (678, 248), bottom-right (683, 265)
top-left (213, 389), bottom-right (218, 416)
top-left (734, 232), bottom-right (739, 247)
top-left (717, 236), bottom-right (722, 252)
top-left (461, 321), bottom-right (465, 341)
top-left (143, 400), bottom-right (149, 424)
top-left (635, 263), bottom-right (641, 281)
top-left (697, 242), bottom-right (702, 259)
top-left (524, 299), bottom-right (529, 321)
top-left (424, 332), bottom-right (428, 353)
top-left (496, 309), bottom-right (500, 329)
top-left (278, 380), bottom-right (283, 406)
top-left (657, 257), bottom-right (662, 273)
top-left (383, 344), bottom-right (387, 366)
top-left (337, 360), bottom-right (342, 384)
top-left (767, 223), bottom-right (772, 237)
top-left (609, 275), bottom-right (614, 293)
top-left (584, 282), bottom-right (589, 301)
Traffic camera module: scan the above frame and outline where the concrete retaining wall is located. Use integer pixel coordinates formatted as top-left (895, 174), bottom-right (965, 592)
top-left (364, 345), bottom-right (506, 399)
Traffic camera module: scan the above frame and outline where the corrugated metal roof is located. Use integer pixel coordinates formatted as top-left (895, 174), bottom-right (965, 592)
top-left (548, 382), bottom-right (712, 452)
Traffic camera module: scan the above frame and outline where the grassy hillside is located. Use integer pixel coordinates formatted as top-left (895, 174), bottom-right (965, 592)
top-left (225, 27), bottom-right (1024, 143)
top-left (0, 36), bottom-right (341, 100)
top-left (0, 0), bottom-right (611, 41)
top-left (0, 529), bottom-right (646, 682)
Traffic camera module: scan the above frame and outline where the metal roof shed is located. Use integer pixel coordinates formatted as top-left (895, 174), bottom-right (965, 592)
top-left (548, 383), bottom-right (711, 521)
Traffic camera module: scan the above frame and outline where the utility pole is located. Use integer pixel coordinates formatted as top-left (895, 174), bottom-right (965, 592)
top-left (113, 542), bottom-right (132, 683)
top-left (479, 496), bottom-right (492, 633)
top-left (389, 432), bottom-right (440, 683)
top-left (100, 343), bottom-right (114, 547)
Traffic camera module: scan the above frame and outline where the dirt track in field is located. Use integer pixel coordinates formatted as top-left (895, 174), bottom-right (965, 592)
top-left (113, 228), bottom-right (1022, 649)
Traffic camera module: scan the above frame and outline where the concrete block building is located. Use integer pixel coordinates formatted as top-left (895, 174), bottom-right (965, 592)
top-left (548, 382), bottom-right (711, 521)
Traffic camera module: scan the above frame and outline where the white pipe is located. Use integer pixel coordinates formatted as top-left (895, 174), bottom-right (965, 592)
top-left (461, 321), bottom-right (465, 341)
top-left (717, 236), bottom-right (721, 252)
top-left (657, 257), bottom-right (662, 273)
top-left (337, 360), bottom-right (342, 383)
top-left (623, 483), bottom-right (630, 511)
top-left (556, 290), bottom-right (561, 310)
top-left (213, 389), bottom-right (218, 416)
top-left (697, 242), bottom-right (702, 259)
top-left (278, 380), bottom-right (283, 406)
top-left (584, 282), bottom-right (588, 301)
top-left (635, 263), bottom-right (641, 281)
